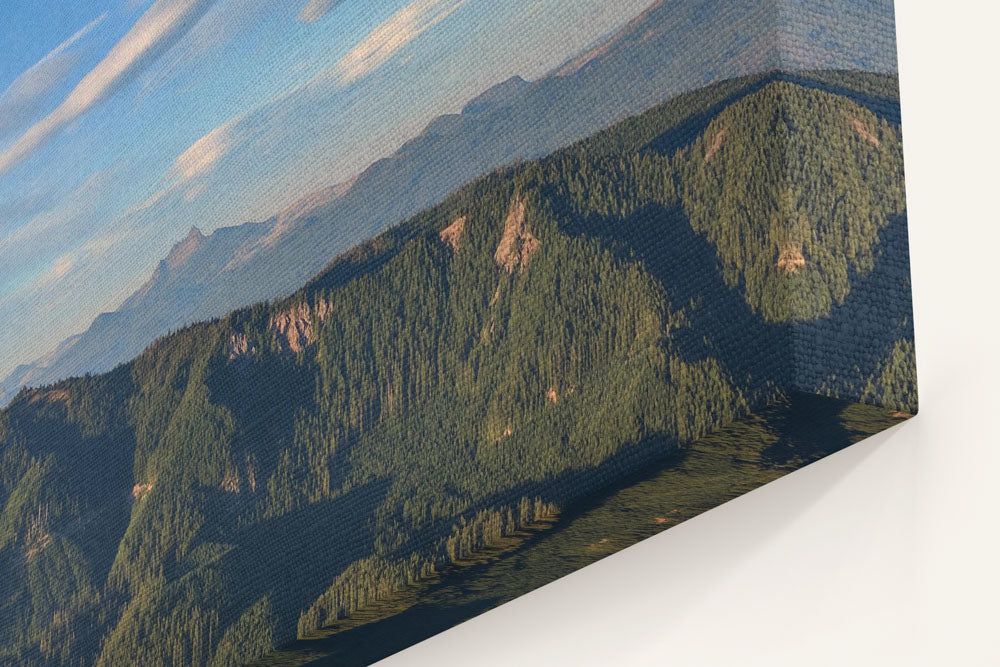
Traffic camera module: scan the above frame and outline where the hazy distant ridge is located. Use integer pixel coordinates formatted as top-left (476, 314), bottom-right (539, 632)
top-left (0, 0), bottom-right (900, 405)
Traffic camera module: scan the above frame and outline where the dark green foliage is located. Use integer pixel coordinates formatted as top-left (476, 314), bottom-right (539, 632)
top-left (675, 81), bottom-right (907, 321)
top-left (862, 340), bottom-right (919, 414)
top-left (0, 73), bottom-right (915, 665)
top-left (211, 596), bottom-right (276, 667)
top-left (260, 395), bottom-right (909, 667)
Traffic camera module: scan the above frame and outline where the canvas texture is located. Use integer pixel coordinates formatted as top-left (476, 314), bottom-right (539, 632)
top-left (0, 1), bottom-right (915, 665)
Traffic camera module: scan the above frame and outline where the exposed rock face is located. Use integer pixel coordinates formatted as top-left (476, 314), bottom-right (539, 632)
top-left (227, 333), bottom-right (256, 360)
top-left (220, 471), bottom-right (240, 494)
top-left (131, 481), bottom-right (154, 500)
top-left (494, 198), bottom-right (540, 274)
top-left (852, 118), bottom-right (880, 147)
top-left (246, 455), bottom-right (257, 494)
top-left (546, 386), bottom-right (558, 404)
top-left (777, 243), bottom-right (806, 274)
top-left (24, 505), bottom-right (52, 562)
top-left (269, 298), bottom-right (334, 353)
top-left (219, 457), bottom-right (257, 494)
top-left (28, 389), bottom-right (70, 405)
top-left (439, 216), bottom-right (466, 250)
top-left (704, 127), bottom-right (727, 162)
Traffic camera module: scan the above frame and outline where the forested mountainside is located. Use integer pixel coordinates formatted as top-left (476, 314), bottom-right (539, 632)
top-left (0, 0), bottom-right (903, 407)
top-left (0, 73), bottom-right (915, 665)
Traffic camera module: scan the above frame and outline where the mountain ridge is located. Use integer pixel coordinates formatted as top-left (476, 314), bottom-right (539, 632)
top-left (0, 73), bottom-right (914, 666)
top-left (0, 0), bottom-right (901, 406)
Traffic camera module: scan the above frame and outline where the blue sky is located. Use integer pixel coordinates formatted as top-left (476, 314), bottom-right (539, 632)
top-left (0, 0), bottom-right (654, 378)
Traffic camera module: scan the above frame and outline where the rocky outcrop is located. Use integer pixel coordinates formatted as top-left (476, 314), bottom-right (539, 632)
top-left (246, 455), bottom-right (257, 494)
top-left (28, 389), bottom-right (70, 405)
top-left (852, 118), bottom-right (880, 147)
top-left (220, 456), bottom-right (257, 494)
top-left (494, 198), bottom-right (540, 274)
top-left (439, 216), bottom-right (466, 250)
top-left (220, 471), bottom-right (240, 494)
top-left (269, 298), bottom-right (334, 353)
top-left (227, 333), bottom-right (256, 360)
top-left (131, 481), bottom-right (154, 500)
top-left (777, 243), bottom-right (806, 274)
top-left (24, 505), bottom-right (52, 562)
top-left (704, 127), bottom-right (727, 163)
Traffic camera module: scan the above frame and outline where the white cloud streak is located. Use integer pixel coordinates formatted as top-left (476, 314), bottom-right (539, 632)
top-left (297, 0), bottom-right (345, 24)
top-left (0, 0), bottom-right (217, 179)
top-left (168, 117), bottom-right (238, 180)
top-left (125, 114), bottom-right (239, 216)
top-left (132, 0), bottom-right (468, 221)
top-left (47, 13), bottom-right (110, 60)
top-left (329, 0), bottom-right (468, 84)
top-left (0, 166), bottom-right (120, 294)
top-left (0, 12), bottom-right (108, 139)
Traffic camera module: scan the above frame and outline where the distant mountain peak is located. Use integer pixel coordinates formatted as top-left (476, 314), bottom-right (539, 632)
top-left (222, 175), bottom-right (358, 273)
top-left (0, 0), bottom-right (901, 409)
top-left (165, 225), bottom-right (206, 271)
top-left (461, 75), bottom-right (531, 114)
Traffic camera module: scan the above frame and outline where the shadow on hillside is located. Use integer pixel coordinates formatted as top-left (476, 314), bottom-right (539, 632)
top-left (760, 392), bottom-right (856, 465)
top-left (793, 211), bottom-right (915, 398)
top-left (204, 477), bottom-right (393, 642)
top-left (4, 370), bottom-right (137, 585)
top-left (256, 393), bottom-right (883, 667)
top-left (205, 352), bottom-right (316, 474)
top-left (643, 71), bottom-right (900, 158)
top-left (560, 201), bottom-right (791, 398)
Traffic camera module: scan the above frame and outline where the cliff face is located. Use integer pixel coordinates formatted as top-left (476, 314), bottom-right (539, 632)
top-left (493, 198), bottom-right (539, 275)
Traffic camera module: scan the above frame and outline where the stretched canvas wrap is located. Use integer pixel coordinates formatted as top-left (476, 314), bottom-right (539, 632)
top-left (0, 1), bottom-right (916, 664)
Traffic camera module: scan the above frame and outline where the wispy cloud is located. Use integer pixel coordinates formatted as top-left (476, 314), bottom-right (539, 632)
top-left (0, 12), bottom-right (108, 140)
top-left (130, 0), bottom-right (468, 220)
top-left (38, 253), bottom-right (76, 286)
top-left (0, 0), bottom-right (217, 179)
top-left (126, 115), bottom-right (239, 215)
top-left (135, 0), bottom-right (276, 106)
top-left (0, 166), bottom-right (120, 294)
top-left (329, 0), bottom-right (468, 84)
top-left (43, 12), bottom-right (108, 61)
top-left (297, 0), bottom-right (346, 24)
top-left (168, 117), bottom-right (238, 180)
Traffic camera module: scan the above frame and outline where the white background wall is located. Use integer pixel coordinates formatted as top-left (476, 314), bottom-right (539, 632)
top-left (379, 2), bottom-right (1000, 665)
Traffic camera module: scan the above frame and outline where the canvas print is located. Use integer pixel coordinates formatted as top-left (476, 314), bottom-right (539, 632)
top-left (0, 1), bottom-right (916, 665)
